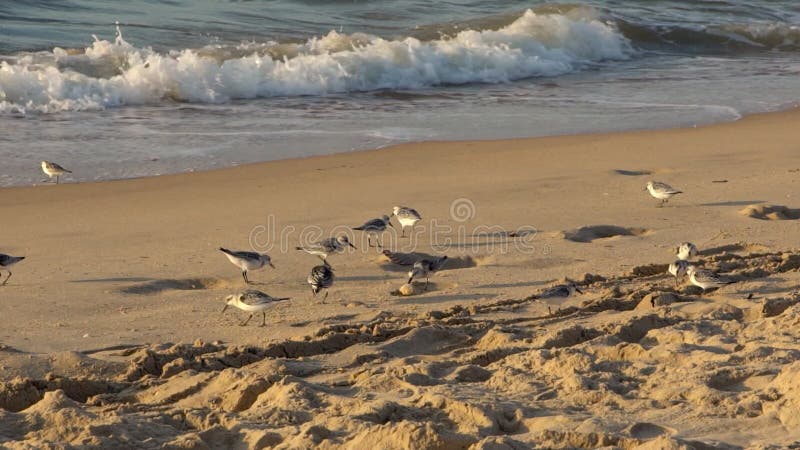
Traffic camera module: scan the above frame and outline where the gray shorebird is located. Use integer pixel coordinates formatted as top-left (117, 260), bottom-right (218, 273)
top-left (296, 235), bottom-right (355, 266)
top-left (392, 206), bottom-right (422, 238)
top-left (538, 282), bottom-right (583, 299)
top-left (219, 247), bottom-right (274, 284)
top-left (308, 264), bottom-right (334, 302)
top-left (222, 290), bottom-right (289, 326)
top-left (687, 266), bottom-right (734, 295)
top-left (41, 161), bottom-right (72, 184)
top-left (382, 249), bottom-right (437, 266)
top-left (676, 242), bottom-right (698, 260)
top-left (353, 215), bottom-right (393, 248)
top-left (0, 254), bottom-right (25, 286)
top-left (407, 256), bottom-right (448, 290)
top-left (645, 181), bottom-right (682, 207)
top-left (668, 260), bottom-right (690, 286)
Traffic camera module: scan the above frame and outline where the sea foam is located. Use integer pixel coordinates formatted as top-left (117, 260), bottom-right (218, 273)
top-left (0, 9), bottom-right (632, 114)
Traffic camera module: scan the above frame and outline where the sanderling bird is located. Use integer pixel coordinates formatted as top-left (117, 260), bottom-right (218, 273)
top-left (392, 206), bottom-right (422, 238)
top-left (0, 254), bottom-right (25, 286)
top-left (382, 249), bottom-right (436, 266)
top-left (676, 242), bottom-right (698, 260)
top-left (219, 247), bottom-right (274, 284)
top-left (222, 290), bottom-right (290, 326)
top-left (353, 215), bottom-right (393, 248)
top-left (407, 256), bottom-right (448, 290)
top-left (645, 181), bottom-right (683, 207)
top-left (41, 161), bottom-right (72, 184)
top-left (308, 264), bottom-right (334, 302)
top-left (296, 235), bottom-right (355, 266)
top-left (668, 260), bottom-right (691, 286)
top-left (538, 282), bottom-right (583, 299)
top-left (687, 266), bottom-right (734, 295)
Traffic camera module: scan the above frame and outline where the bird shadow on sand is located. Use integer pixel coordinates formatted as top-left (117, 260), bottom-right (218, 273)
top-left (612, 169), bottom-right (653, 176)
top-left (337, 275), bottom-right (389, 282)
top-left (698, 242), bottom-right (770, 256)
top-left (473, 280), bottom-right (551, 289)
top-left (700, 200), bottom-right (766, 207)
top-left (394, 289), bottom-right (498, 305)
top-left (118, 277), bottom-right (229, 295)
top-left (72, 277), bottom-right (154, 283)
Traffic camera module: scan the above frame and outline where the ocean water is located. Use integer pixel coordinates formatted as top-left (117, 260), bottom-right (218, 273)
top-left (1, 1), bottom-right (799, 186)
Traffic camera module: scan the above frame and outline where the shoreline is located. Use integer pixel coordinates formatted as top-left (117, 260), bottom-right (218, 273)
top-left (1, 103), bottom-right (788, 189)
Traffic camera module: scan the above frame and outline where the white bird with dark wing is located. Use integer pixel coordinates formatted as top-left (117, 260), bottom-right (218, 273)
top-left (41, 161), bottom-right (72, 184)
top-left (353, 215), bottom-right (393, 248)
top-left (687, 266), bottom-right (735, 294)
top-left (538, 282), bottom-right (583, 299)
top-left (296, 235), bottom-right (355, 266)
top-left (392, 206), bottom-right (422, 238)
top-left (407, 256), bottom-right (448, 290)
top-left (668, 260), bottom-right (690, 286)
top-left (222, 290), bottom-right (290, 326)
top-left (219, 247), bottom-right (274, 284)
top-left (308, 264), bottom-right (334, 302)
top-left (645, 181), bottom-right (683, 207)
top-left (381, 249), bottom-right (438, 266)
top-left (0, 254), bottom-right (25, 286)
top-left (676, 242), bottom-right (698, 260)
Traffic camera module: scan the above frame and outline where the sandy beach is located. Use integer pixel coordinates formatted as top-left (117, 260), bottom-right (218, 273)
top-left (2, 109), bottom-right (800, 448)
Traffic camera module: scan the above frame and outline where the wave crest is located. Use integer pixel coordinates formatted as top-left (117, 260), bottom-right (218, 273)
top-left (0, 10), bottom-right (631, 114)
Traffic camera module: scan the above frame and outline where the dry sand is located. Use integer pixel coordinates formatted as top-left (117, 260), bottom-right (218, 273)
top-left (1, 109), bottom-right (800, 448)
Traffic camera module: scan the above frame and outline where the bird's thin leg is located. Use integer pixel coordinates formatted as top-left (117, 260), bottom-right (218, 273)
top-left (240, 314), bottom-right (253, 326)
top-left (401, 227), bottom-right (406, 238)
top-left (424, 277), bottom-right (429, 291)
top-left (311, 287), bottom-right (317, 297)
top-left (260, 312), bottom-right (267, 327)
top-left (376, 236), bottom-right (383, 249)
top-left (322, 291), bottom-right (329, 303)
top-left (56, 176), bottom-right (60, 185)
top-left (242, 271), bottom-right (250, 284)
top-left (368, 236), bottom-right (373, 247)
top-left (0, 271), bottom-right (8, 286)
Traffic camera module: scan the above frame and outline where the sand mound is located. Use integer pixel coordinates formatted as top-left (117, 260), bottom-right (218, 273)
top-left (560, 225), bottom-right (651, 243)
top-left (739, 204), bottom-right (800, 220)
top-left (3, 249), bottom-right (800, 448)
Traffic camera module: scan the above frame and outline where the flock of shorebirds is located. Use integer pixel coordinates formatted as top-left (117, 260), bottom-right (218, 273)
top-left (1, 164), bottom-right (736, 326)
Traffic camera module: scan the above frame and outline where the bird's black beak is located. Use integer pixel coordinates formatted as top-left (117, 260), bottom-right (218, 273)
top-left (388, 222), bottom-right (394, 228)
top-left (349, 243), bottom-right (357, 249)
top-left (221, 304), bottom-right (229, 313)
top-left (575, 288), bottom-right (583, 294)
top-left (269, 263), bottom-right (276, 269)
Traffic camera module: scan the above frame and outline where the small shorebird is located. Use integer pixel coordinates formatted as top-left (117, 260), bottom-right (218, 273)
top-left (392, 206), bottom-right (422, 238)
top-left (219, 247), bottom-right (274, 284)
top-left (0, 254), bottom-right (25, 286)
top-left (382, 249), bottom-right (437, 266)
top-left (676, 242), bottom-right (698, 260)
top-left (41, 161), bottom-right (72, 184)
top-left (222, 290), bottom-right (289, 326)
top-left (296, 235), bottom-right (355, 266)
top-left (538, 282), bottom-right (583, 299)
top-left (645, 181), bottom-right (682, 207)
top-left (407, 256), bottom-right (448, 290)
top-left (308, 264), bottom-right (334, 302)
top-left (668, 260), bottom-right (690, 286)
top-left (353, 215), bottom-right (393, 248)
top-left (687, 266), bottom-right (734, 295)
